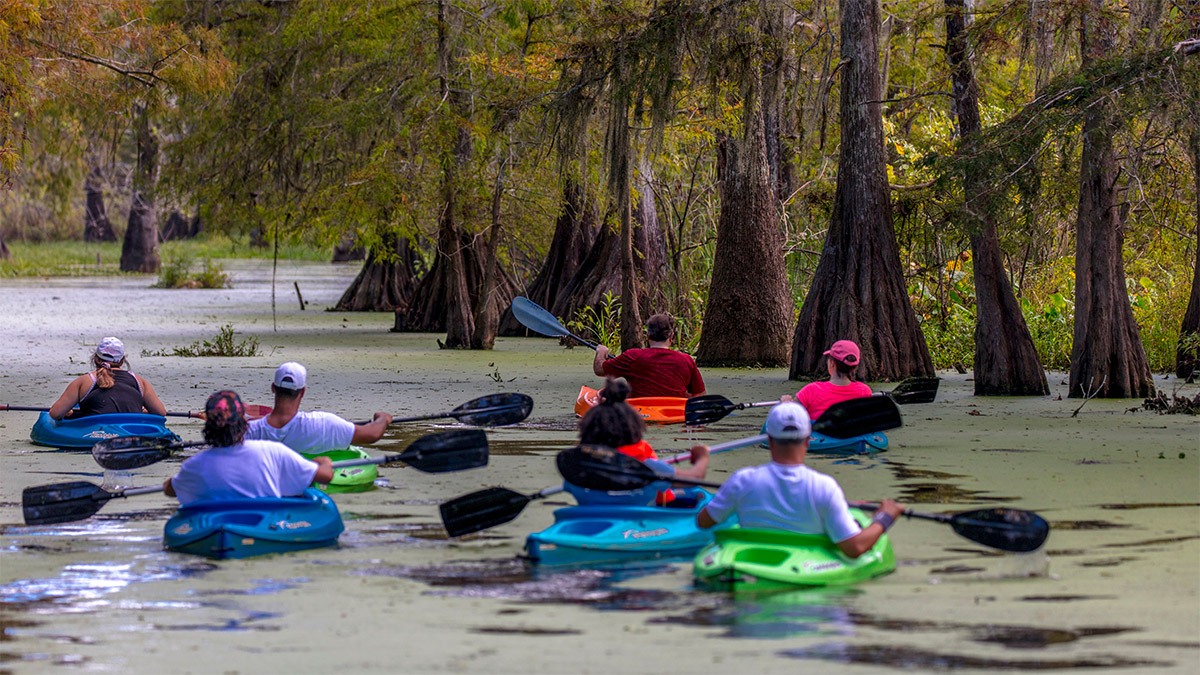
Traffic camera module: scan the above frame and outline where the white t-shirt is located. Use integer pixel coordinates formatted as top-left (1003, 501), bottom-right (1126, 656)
top-left (703, 462), bottom-right (862, 543)
top-left (170, 439), bottom-right (320, 506)
top-left (245, 411), bottom-right (356, 454)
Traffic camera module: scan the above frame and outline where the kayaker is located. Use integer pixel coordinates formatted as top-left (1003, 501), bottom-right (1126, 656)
top-left (568, 377), bottom-right (709, 506)
top-left (245, 362), bottom-right (393, 453)
top-left (696, 400), bottom-right (904, 558)
top-left (164, 390), bottom-right (334, 506)
top-left (795, 339), bottom-right (873, 421)
top-left (592, 313), bottom-right (705, 399)
top-left (48, 337), bottom-right (167, 420)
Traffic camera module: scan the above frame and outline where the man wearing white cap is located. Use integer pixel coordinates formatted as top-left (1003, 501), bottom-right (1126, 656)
top-left (696, 399), bottom-right (904, 558)
top-left (245, 362), bottom-right (393, 453)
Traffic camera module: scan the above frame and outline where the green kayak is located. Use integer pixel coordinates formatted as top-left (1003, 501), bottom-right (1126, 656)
top-left (301, 447), bottom-right (378, 493)
top-left (693, 510), bottom-right (895, 591)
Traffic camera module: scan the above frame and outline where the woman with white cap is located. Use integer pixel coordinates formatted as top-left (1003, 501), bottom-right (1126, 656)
top-left (794, 339), bottom-right (873, 421)
top-left (48, 337), bottom-right (166, 420)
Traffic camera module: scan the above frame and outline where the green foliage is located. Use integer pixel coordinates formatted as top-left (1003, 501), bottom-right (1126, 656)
top-left (147, 324), bottom-right (260, 358)
top-left (153, 253), bottom-right (230, 289)
top-left (567, 291), bottom-right (622, 352)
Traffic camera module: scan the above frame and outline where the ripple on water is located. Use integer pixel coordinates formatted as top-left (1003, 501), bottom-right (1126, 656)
top-left (778, 643), bottom-right (1171, 670)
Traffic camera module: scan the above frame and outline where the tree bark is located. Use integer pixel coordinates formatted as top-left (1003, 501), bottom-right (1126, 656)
top-left (83, 164), bottom-right (117, 242)
top-left (470, 144), bottom-right (510, 350)
top-left (1068, 0), bottom-right (1153, 398)
top-left (160, 210), bottom-right (201, 240)
top-left (945, 0), bottom-right (1048, 395)
top-left (697, 41), bottom-right (792, 367)
top-left (0, 231), bottom-right (9, 260)
top-left (335, 235), bottom-right (418, 312)
top-left (332, 232), bottom-right (366, 262)
top-left (789, 0), bottom-right (934, 382)
top-left (120, 103), bottom-right (161, 273)
top-left (498, 179), bottom-right (598, 335)
top-left (1181, 210), bottom-right (1200, 381)
top-left (612, 80), bottom-right (645, 351)
top-left (434, 0), bottom-right (474, 349)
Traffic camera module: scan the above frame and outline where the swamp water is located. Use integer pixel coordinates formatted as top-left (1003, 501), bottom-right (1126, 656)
top-left (0, 260), bottom-right (1196, 674)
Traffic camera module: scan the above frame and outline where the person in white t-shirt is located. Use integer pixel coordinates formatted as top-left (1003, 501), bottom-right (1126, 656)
top-left (164, 390), bottom-right (335, 506)
top-left (245, 362), bottom-right (393, 453)
top-left (696, 399), bottom-right (904, 559)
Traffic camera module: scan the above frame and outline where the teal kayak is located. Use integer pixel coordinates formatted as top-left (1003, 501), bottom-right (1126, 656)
top-left (525, 487), bottom-right (733, 566)
top-left (30, 412), bottom-right (179, 449)
top-left (693, 510), bottom-right (895, 591)
top-left (759, 420), bottom-right (887, 455)
top-left (163, 487), bottom-right (345, 560)
top-left (301, 447), bottom-right (378, 493)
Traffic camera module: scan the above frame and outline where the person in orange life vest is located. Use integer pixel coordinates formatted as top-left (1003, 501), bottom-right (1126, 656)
top-left (795, 339), bottom-right (873, 421)
top-left (565, 377), bottom-right (708, 506)
top-left (592, 313), bottom-right (705, 399)
top-left (49, 337), bottom-right (166, 420)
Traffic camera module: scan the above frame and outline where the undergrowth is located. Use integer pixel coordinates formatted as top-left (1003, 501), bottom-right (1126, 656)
top-left (144, 324), bottom-right (260, 357)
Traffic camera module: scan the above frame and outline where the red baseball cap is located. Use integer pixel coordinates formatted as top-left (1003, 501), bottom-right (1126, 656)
top-left (824, 340), bottom-right (860, 366)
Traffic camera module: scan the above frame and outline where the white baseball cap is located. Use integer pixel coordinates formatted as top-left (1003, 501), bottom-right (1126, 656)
top-left (273, 362), bottom-right (307, 390)
top-left (95, 337), bottom-right (126, 363)
top-left (765, 402), bottom-right (811, 441)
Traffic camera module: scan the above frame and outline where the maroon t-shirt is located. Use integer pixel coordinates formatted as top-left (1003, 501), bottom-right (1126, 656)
top-left (601, 348), bottom-right (705, 398)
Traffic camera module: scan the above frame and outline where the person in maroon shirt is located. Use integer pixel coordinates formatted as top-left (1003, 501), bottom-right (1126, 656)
top-left (592, 314), bottom-right (706, 399)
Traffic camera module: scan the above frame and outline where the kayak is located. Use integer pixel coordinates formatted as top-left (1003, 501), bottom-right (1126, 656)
top-left (30, 412), bottom-right (180, 449)
top-left (574, 385), bottom-right (688, 424)
top-left (300, 447), bottom-right (378, 493)
top-left (759, 420), bottom-right (888, 455)
top-left (524, 487), bottom-right (733, 566)
top-left (163, 487), bottom-right (344, 560)
top-left (693, 510), bottom-right (896, 591)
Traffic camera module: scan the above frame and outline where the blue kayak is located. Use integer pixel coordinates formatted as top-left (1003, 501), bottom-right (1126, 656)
top-left (163, 488), bottom-right (344, 560)
top-left (524, 487), bottom-right (734, 566)
top-left (30, 412), bottom-right (180, 449)
top-left (759, 420), bottom-right (887, 455)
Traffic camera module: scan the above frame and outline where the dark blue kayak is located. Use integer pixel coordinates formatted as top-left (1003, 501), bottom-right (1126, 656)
top-left (164, 488), bottom-right (344, 560)
top-left (30, 412), bottom-right (180, 449)
top-left (524, 487), bottom-right (734, 566)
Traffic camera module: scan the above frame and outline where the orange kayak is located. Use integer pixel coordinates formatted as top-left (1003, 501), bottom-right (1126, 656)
top-left (574, 385), bottom-right (688, 424)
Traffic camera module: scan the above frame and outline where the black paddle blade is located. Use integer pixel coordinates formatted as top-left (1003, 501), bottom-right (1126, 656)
top-left (91, 436), bottom-right (189, 470)
top-left (23, 481), bottom-right (114, 525)
top-left (440, 486), bottom-right (532, 537)
top-left (451, 393), bottom-right (534, 427)
top-left (684, 395), bottom-right (738, 426)
top-left (398, 429), bottom-right (489, 473)
top-left (889, 377), bottom-right (940, 404)
top-left (556, 445), bottom-right (668, 492)
top-left (950, 508), bottom-right (1050, 553)
top-left (812, 396), bottom-right (903, 439)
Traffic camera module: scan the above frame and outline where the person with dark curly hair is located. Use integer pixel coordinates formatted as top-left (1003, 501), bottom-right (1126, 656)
top-left (48, 337), bottom-right (166, 420)
top-left (592, 314), bottom-right (705, 399)
top-left (163, 390), bottom-right (334, 506)
top-left (568, 377), bottom-right (709, 506)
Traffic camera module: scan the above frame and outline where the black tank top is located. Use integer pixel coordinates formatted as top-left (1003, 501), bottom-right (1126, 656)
top-left (76, 370), bottom-right (146, 417)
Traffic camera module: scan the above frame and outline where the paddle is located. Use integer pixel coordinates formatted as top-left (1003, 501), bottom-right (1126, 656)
top-left (884, 377), bottom-right (940, 405)
top-left (0, 404), bottom-right (272, 421)
top-left (439, 435), bottom-right (765, 538)
top-left (849, 501), bottom-right (1050, 553)
top-left (92, 427), bottom-right (490, 473)
top-left (26, 429), bottom-right (491, 526)
top-left (555, 449), bottom-right (1049, 553)
top-left (361, 392), bottom-right (534, 427)
top-left (510, 296), bottom-right (601, 350)
top-left (685, 394), bottom-right (902, 434)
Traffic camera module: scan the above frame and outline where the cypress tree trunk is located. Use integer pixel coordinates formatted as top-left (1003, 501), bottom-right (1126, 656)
top-left (120, 103), bottom-right (161, 273)
top-left (83, 164), bottom-right (117, 242)
top-left (0, 232), bottom-right (9, 260)
top-left (789, 0), bottom-right (934, 381)
top-left (945, 0), bottom-right (1047, 395)
top-left (435, 0), bottom-right (473, 349)
top-left (335, 235), bottom-right (418, 312)
top-left (498, 179), bottom-right (598, 335)
top-left (697, 59), bottom-right (791, 366)
top-left (1068, 0), bottom-right (1153, 398)
top-left (1177, 5), bottom-right (1200, 381)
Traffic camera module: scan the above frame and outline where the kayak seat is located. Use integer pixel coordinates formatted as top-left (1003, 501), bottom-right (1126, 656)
top-left (734, 546), bottom-right (790, 566)
top-left (661, 497), bottom-right (699, 509)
